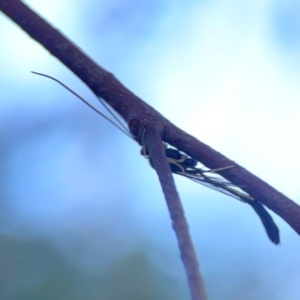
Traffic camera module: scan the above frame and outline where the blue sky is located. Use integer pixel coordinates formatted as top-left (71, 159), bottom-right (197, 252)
top-left (1, 0), bottom-right (300, 298)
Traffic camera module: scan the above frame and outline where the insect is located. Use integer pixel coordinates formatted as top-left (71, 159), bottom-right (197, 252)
top-left (32, 72), bottom-right (280, 244)
top-left (142, 145), bottom-right (279, 244)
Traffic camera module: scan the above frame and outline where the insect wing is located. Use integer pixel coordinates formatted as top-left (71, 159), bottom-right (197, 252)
top-left (177, 171), bottom-right (248, 203)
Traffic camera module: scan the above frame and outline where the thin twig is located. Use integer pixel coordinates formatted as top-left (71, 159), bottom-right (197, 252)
top-left (143, 126), bottom-right (207, 300)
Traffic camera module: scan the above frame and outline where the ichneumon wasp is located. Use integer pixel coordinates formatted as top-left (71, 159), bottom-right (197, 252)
top-left (32, 72), bottom-right (280, 244)
top-left (142, 145), bottom-right (279, 244)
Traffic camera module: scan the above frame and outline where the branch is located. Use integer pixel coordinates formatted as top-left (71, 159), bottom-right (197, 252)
top-left (0, 1), bottom-right (208, 298)
top-left (1, 0), bottom-right (299, 244)
top-left (143, 124), bottom-right (207, 300)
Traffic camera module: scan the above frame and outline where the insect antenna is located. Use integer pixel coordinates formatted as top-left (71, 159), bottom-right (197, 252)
top-left (31, 71), bottom-right (133, 139)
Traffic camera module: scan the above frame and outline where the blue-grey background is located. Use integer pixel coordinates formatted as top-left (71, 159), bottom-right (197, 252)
top-left (1, 1), bottom-right (300, 299)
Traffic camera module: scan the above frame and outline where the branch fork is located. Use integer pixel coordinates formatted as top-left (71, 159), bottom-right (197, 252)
top-left (1, 1), bottom-right (300, 299)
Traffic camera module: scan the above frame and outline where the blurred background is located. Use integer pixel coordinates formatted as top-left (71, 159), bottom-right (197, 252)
top-left (1, 0), bottom-right (300, 299)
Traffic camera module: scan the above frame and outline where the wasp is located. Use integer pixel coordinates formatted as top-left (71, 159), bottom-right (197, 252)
top-left (32, 72), bottom-right (280, 244)
top-left (142, 144), bottom-right (279, 244)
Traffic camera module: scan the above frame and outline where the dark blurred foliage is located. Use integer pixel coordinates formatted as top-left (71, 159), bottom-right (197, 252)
top-left (0, 233), bottom-right (182, 300)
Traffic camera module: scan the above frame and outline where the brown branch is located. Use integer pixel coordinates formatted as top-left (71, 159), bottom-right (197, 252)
top-left (1, 0), bottom-right (300, 241)
top-left (0, 1), bottom-right (209, 297)
top-left (143, 124), bottom-right (207, 300)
